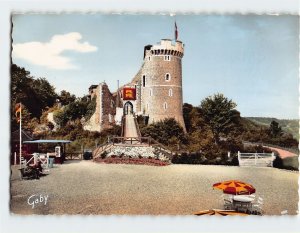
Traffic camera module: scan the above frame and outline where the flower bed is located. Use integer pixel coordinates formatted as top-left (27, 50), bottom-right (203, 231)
top-left (94, 157), bottom-right (170, 166)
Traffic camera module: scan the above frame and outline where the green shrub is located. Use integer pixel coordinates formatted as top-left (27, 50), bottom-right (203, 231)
top-left (101, 151), bottom-right (107, 159)
top-left (273, 155), bottom-right (299, 171)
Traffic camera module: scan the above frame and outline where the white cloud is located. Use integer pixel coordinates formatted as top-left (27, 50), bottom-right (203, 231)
top-left (12, 32), bottom-right (98, 70)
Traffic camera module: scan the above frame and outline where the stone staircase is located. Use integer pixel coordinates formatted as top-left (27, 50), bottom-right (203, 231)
top-left (93, 113), bottom-right (172, 162)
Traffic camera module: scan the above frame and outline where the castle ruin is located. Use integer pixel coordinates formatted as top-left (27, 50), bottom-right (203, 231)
top-left (84, 38), bottom-right (186, 133)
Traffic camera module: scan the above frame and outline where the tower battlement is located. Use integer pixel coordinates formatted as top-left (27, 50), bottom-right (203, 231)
top-left (144, 39), bottom-right (184, 58)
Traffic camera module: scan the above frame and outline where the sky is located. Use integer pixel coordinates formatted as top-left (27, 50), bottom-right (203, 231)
top-left (12, 14), bottom-right (299, 119)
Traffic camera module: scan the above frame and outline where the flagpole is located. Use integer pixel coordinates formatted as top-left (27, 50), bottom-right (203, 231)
top-left (174, 19), bottom-right (178, 41)
top-left (19, 103), bottom-right (22, 169)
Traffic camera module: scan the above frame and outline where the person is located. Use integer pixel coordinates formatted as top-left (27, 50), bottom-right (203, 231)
top-left (33, 161), bottom-right (43, 174)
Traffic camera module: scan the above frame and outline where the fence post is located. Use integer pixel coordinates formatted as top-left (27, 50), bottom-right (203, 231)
top-left (14, 152), bottom-right (17, 166)
top-left (227, 151), bottom-right (231, 158)
top-left (33, 153), bottom-right (38, 165)
top-left (47, 153), bottom-right (49, 168)
top-left (271, 152), bottom-right (275, 167)
top-left (238, 151), bottom-right (240, 160)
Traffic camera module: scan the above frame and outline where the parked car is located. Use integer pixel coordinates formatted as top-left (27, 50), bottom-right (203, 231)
top-left (83, 149), bottom-right (93, 160)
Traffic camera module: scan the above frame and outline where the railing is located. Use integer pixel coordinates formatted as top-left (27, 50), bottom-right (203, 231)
top-left (92, 142), bottom-right (113, 159)
top-left (133, 113), bottom-right (142, 139)
top-left (120, 115), bottom-right (125, 137)
top-left (19, 153), bottom-right (49, 168)
top-left (65, 153), bottom-right (82, 160)
top-left (238, 151), bottom-right (275, 167)
top-left (111, 136), bottom-right (151, 145)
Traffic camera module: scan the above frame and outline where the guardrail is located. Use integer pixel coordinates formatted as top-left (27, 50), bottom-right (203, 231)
top-left (238, 151), bottom-right (275, 167)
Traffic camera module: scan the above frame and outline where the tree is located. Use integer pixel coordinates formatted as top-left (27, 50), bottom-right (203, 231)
top-left (11, 64), bottom-right (58, 118)
top-left (200, 93), bottom-right (239, 145)
top-left (59, 90), bottom-right (76, 106)
top-left (53, 95), bottom-right (96, 127)
top-left (268, 120), bottom-right (282, 137)
top-left (141, 118), bottom-right (186, 147)
top-left (183, 103), bottom-right (193, 132)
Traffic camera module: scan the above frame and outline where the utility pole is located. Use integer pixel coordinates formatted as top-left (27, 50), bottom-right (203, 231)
top-left (117, 80), bottom-right (120, 107)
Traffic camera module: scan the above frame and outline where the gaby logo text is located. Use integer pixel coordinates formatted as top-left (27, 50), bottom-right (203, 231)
top-left (27, 194), bottom-right (49, 209)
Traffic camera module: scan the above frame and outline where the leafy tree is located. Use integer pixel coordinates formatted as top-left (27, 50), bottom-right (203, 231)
top-left (183, 103), bottom-right (193, 132)
top-left (200, 93), bottom-right (240, 145)
top-left (85, 96), bottom-right (96, 120)
top-left (59, 90), bottom-right (76, 106)
top-left (53, 108), bottom-right (69, 126)
top-left (268, 120), bottom-right (282, 137)
top-left (53, 95), bottom-right (96, 127)
top-left (11, 64), bottom-right (58, 118)
top-left (32, 78), bottom-right (57, 112)
top-left (141, 118), bottom-right (186, 146)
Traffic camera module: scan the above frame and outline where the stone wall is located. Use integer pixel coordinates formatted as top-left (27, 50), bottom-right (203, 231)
top-left (83, 82), bottom-right (116, 132)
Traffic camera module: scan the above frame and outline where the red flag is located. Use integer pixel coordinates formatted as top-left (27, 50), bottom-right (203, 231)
top-left (123, 88), bottom-right (136, 100)
top-left (15, 103), bottom-right (22, 123)
top-left (175, 21), bottom-right (178, 40)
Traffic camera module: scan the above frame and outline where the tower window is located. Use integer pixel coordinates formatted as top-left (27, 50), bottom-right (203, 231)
top-left (164, 55), bottom-right (171, 61)
top-left (149, 89), bottom-right (153, 96)
top-left (165, 73), bottom-right (171, 81)
top-left (142, 75), bottom-right (146, 87)
top-left (148, 56), bottom-right (151, 61)
top-left (169, 89), bottom-right (173, 97)
top-left (164, 102), bottom-right (168, 110)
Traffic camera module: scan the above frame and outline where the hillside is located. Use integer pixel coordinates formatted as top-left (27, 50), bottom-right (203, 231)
top-left (246, 117), bottom-right (299, 140)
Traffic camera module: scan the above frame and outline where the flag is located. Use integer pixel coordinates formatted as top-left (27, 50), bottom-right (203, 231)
top-left (123, 88), bottom-right (136, 100)
top-left (15, 103), bottom-right (22, 123)
top-left (175, 21), bottom-right (178, 40)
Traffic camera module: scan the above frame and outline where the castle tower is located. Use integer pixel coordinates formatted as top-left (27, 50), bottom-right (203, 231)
top-left (139, 39), bottom-right (186, 132)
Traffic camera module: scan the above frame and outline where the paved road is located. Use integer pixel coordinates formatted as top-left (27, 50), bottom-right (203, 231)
top-left (265, 146), bottom-right (297, 159)
top-left (124, 114), bottom-right (139, 138)
top-left (10, 161), bottom-right (299, 215)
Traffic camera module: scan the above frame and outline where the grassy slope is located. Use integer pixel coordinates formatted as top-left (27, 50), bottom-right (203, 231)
top-left (246, 117), bottom-right (299, 140)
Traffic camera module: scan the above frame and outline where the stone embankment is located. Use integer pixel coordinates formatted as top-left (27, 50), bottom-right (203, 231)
top-left (105, 145), bottom-right (169, 162)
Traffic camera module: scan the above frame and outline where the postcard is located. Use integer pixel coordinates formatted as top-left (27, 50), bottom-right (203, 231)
top-left (10, 13), bottom-right (298, 218)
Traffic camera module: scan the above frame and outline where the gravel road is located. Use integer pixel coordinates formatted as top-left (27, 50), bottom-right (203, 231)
top-left (10, 161), bottom-right (299, 215)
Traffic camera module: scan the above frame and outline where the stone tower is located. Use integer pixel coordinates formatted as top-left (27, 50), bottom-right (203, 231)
top-left (137, 39), bottom-right (186, 132)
